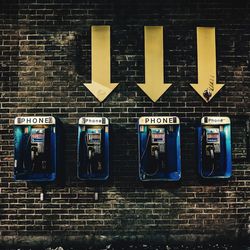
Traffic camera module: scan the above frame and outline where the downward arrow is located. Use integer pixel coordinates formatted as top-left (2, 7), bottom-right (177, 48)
top-left (137, 26), bottom-right (172, 102)
top-left (190, 27), bottom-right (224, 103)
top-left (84, 26), bottom-right (118, 102)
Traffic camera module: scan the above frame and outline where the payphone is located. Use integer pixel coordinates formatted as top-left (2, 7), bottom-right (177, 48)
top-left (138, 116), bottom-right (181, 181)
top-left (14, 116), bottom-right (61, 182)
top-left (197, 116), bottom-right (232, 178)
top-left (77, 117), bottom-right (109, 180)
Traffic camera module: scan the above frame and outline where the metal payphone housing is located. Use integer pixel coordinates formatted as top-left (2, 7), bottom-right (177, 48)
top-left (138, 116), bottom-right (181, 181)
top-left (14, 116), bottom-right (61, 182)
top-left (77, 117), bottom-right (109, 180)
top-left (197, 116), bottom-right (232, 178)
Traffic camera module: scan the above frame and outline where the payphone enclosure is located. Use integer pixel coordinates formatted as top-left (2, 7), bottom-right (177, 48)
top-left (14, 116), bottom-right (59, 182)
top-left (197, 116), bottom-right (232, 178)
top-left (138, 116), bottom-right (181, 181)
top-left (77, 117), bottom-right (109, 181)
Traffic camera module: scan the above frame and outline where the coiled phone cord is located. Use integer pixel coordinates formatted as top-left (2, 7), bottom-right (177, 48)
top-left (84, 132), bottom-right (93, 175)
top-left (23, 133), bottom-right (32, 171)
top-left (206, 145), bottom-right (215, 177)
top-left (201, 131), bottom-right (216, 177)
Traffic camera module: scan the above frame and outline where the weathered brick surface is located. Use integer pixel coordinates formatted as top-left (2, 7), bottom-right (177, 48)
top-left (0, 0), bottom-right (249, 246)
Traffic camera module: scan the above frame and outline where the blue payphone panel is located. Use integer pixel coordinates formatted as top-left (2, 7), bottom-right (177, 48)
top-left (197, 116), bottom-right (232, 178)
top-left (77, 117), bottom-right (109, 180)
top-left (138, 116), bottom-right (181, 181)
top-left (14, 116), bottom-right (60, 182)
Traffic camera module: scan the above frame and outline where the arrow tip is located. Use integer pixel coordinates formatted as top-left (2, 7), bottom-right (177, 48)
top-left (137, 83), bottom-right (172, 102)
top-left (190, 83), bottom-right (224, 102)
top-left (84, 82), bottom-right (119, 102)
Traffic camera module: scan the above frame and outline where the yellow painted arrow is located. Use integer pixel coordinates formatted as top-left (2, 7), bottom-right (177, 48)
top-left (190, 27), bottom-right (224, 102)
top-left (137, 26), bottom-right (172, 102)
top-left (84, 26), bottom-right (118, 102)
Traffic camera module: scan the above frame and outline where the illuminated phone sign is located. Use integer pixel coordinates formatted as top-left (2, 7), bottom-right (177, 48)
top-left (139, 116), bottom-right (180, 125)
top-left (201, 116), bottom-right (230, 125)
top-left (14, 116), bottom-right (56, 125)
top-left (79, 117), bottom-right (109, 125)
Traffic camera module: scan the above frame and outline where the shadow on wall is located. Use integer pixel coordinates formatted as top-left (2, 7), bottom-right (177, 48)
top-left (74, 32), bottom-right (90, 79)
top-left (0, 1), bottom-right (19, 92)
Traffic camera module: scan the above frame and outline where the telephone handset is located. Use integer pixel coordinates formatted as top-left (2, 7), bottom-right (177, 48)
top-left (202, 127), bottom-right (221, 176)
top-left (151, 127), bottom-right (166, 160)
top-left (24, 127), bottom-right (50, 172)
top-left (19, 127), bottom-right (32, 173)
top-left (86, 128), bottom-right (103, 174)
top-left (142, 127), bottom-right (166, 176)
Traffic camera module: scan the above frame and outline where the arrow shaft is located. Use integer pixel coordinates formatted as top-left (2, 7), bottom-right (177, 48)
top-left (92, 26), bottom-right (110, 84)
top-left (144, 26), bottom-right (164, 84)
top-left (197, 27), bottom-right (217, 88)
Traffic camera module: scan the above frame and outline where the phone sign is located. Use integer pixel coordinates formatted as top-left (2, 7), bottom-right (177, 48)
top-left (15, 116), bottom-right (55, 125)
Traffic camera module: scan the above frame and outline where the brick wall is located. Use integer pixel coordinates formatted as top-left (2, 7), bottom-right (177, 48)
top-left (0, 0), bottom-right (249, 246)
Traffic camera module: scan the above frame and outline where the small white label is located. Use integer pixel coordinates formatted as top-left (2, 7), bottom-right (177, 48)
top-left (40, 192), bottom-right (44, 201)
top-left (14, 116), bottom-right (56, 125)
top-left (79, 117), bottom-right (108, 125)
top-left (94, 192), bottom-right (99, 201)
top-left (139, 116), bottom-right (180, 125)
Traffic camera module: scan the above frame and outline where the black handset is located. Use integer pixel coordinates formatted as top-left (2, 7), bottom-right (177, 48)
top-left (86, 128), bottom-right (103, 174)
top-left (30, 127), bottom-right (50, 173)
top-left (79, 127), bottom-right (88, 173)
top-left (22, 126), bottom-right (32, 172)
top-left (203, 127), bottom-right (221, 176)
top-left (151, 127), bottom-right (166, 168)
top-left (143, 127), bottom-right (166, 176)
